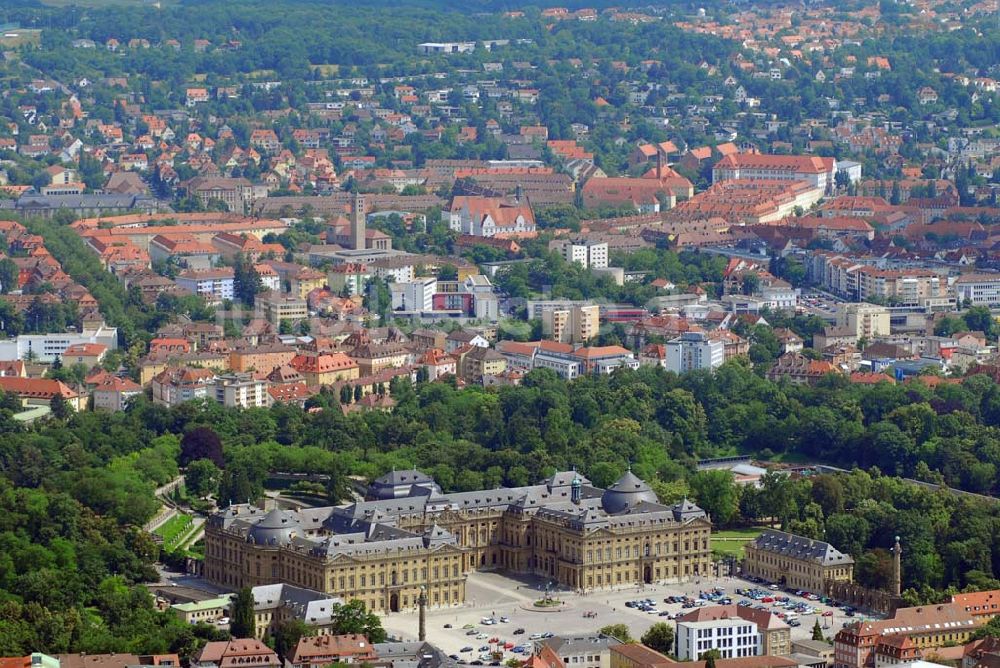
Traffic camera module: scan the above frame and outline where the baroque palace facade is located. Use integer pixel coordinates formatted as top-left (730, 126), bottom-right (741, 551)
top-left (204, 469), bottom-right (712, 613)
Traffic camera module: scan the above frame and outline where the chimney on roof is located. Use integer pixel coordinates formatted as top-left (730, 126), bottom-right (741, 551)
top-left (351, 192), bottom-right (366, 251)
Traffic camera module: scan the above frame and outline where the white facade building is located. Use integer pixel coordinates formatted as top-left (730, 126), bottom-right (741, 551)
top-left (532, 350), bottom-right (583, 380)
top-left (675, 618), bottom-right (760, 661)
top-left (550, 239), bottom-right (609, 269)
top-left (215, 373), bottom-right (271, 409)
top-left (0, 326), bottom-right (119, 363)
top-left (664, 332), bottom-right (725, 374)
top-left (954, 274), bottom-right (1000, 307)
top-left (390, 277), bottom-right (437, 313)
top-left (176, 269), bottom-right (235, 303)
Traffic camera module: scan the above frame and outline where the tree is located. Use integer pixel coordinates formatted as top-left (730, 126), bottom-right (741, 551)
top-left (186, 459), bottom-right (221, 499)
top-left (812, 619), bottom-right (825, 641)
top-left (0, 258), bottom-right (18, 294)
top-left (703, 650), bottom-right (720, 667)
top-left (273, 618), bottom-right (313, 660)
top-left (330, 600), bottom-right (386, 642)
top-left (964, 306), bottom-right (997, 340)
top-left (230, 587), bottom-right (256, 639)
top-left (50, 392), bottom-right (71, 419)
top-left (890, 180), bottom-right (902, 205)
top-left (641, 623), bottom-right (674, 655)
top-left (180, 427), bottom-right (225, 467)
top-left (689, 470), bottom-right (738, 526)
top-left (598, 624), bottom-right (633, 643)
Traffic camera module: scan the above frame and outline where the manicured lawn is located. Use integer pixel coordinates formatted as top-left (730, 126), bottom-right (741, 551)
top-left (153, 513), bottom-right (193, 551)
top-left (712, 527), bottom-right (765, 558)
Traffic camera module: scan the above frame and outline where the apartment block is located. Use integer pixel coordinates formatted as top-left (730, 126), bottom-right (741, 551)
top-left (664, 331), bottom-right (725, 374)
top-left (836, 303), bottom-right (891, 340)
top-left (550, 238), bottom-right (609, 269)
top-left (541, 304), bottom-right (600, 344)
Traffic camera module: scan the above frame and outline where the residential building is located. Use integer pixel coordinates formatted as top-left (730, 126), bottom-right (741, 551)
top-left (327, 263), bottom-right (370, 297)
top-left (204, 470), bottom-right (712, 613)
top-left (215, 373), bottom-right (271, 409)
top-left (62, 342), bottom-right (107, 367)
top-left (767, 354), bottom-right (840, 386)
top-left (290, 351), bottom-right (360, 385)
top-left (460, 345), bottom-right (507, 382)
top-left (833, 603), bottom-right (978, 668)
top-left (350, 342), bottom-right (409, 377)
top-left (445, 330), bottom-right (489, 353)
top-left (419, 349), bottom-right (456, 380)
top-left (664, 332), bottom-right (725, 374)
top-left (951, 589), bottom-right (1000, 625)
top-left (744, 529), bottom-right (854, 593)
top-left (288, 635), bottom-right (377, 668)
top-left (609, 644), bottom-right (674, 668)
top-left (541, 304), bottom-right (600, 344)
top-left (837, 303), bottom-right (891, 341)
top-left (151, 367), bottom-right (217, 407)
top-left (550, 239), bottom-right (609, 269)
top-left (229, 342), bottom-right (297, 374)
top-left (192, 640), bottom-right (280, 668)
top-left (176, 268), bottom-right (235, 304)
top-left (92, 376), bottom-right (143, 412)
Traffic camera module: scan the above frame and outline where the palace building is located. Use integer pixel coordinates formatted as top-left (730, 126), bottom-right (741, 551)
top-left (743, 529), bottom-right (854, 594)
top-left (204, 469), bottom-right (712, 613)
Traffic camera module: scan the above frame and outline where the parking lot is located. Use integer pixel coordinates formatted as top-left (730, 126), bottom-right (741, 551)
top-left (380, 571), bottom-right (873, 661)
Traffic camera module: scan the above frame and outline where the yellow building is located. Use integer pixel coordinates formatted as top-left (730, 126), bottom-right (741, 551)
top-left (743, 529), bottom-right (854, 593)
top-left (204, 470), bottom-right (713, 613)
top-left (289, 352), bottom-right (359, 385)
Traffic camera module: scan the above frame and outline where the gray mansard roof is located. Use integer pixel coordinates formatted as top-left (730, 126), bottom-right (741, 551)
top-left (750, 529), bottom-right (854, 566)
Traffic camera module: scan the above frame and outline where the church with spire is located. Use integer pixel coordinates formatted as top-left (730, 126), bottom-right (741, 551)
top-left (203, 468), bottom-right (711, 614)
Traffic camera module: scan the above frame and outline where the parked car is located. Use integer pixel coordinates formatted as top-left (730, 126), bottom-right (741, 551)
top-left (445, 624), bottom-right (453, 629)
top-left (513, 628), bottom-right (525, 635)
top-left (461, 647), bottom-right (473, 653)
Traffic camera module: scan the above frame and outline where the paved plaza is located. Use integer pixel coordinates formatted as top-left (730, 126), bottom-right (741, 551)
top-left (380, 571), bottom-right (865, 659)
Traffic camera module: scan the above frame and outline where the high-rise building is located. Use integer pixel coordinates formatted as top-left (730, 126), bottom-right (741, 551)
top-left (541, 304), bottom-right (600, 343)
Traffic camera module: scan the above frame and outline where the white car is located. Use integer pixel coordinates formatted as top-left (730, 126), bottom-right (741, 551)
top-left (529, 633), bottom-right (544, 640)
top-left (216, 617), bottom-right (230, 625)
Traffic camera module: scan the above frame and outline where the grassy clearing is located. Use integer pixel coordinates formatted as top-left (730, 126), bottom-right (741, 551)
top-left (712, 527), bottom-right (764, 558)
top-left (0, 29), bottom-right (41, 49)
